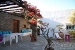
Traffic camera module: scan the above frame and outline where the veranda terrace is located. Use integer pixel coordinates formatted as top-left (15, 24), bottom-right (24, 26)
top-left (0, 35), bottom-right (75, 50)
top-left (0, 0), bottom-right (75, 50)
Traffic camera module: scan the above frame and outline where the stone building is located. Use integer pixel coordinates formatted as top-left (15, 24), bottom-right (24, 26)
top-left (0, 12), bottom-right (29, 33)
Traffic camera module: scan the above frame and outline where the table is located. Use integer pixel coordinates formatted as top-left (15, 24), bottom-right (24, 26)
top-left (13, 32), bottom-right (32, 41)
top-left (3, 32), bottom-right (32, 45)
top-left (13, 33), bottom-right (23, 41)
top-left (3, 34), bottom-right (18, 45)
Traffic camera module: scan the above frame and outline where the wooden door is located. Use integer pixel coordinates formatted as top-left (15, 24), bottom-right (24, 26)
top-left (13, 19), bottom-right (19, 33)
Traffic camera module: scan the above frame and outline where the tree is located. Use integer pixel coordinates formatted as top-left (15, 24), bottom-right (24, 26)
top-left (68, 10), bottom-right (75, 25)
top-left (39, 22), bottom-right (54, 50)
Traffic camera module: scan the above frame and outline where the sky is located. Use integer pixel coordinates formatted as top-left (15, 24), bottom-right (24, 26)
top-left (23, 0), bottom-right (75, 19)
top-left (23, 0), bottom-right (75, 24)
top-left (25, 0), bottom-right (75, 11)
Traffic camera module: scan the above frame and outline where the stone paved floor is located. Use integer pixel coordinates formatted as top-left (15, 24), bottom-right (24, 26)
top-left (0, 35), bottom-right (75, 50)
top-left (52, 39), bottom-right (75, 50)
top-left (0, 35), bottom-right (47, 50)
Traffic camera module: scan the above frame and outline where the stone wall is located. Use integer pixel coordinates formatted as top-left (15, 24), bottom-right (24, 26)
top-left (0, 12), bottom-right (30, 32)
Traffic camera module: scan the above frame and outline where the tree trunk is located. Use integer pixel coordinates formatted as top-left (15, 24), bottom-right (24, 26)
top-left (44, 45), bottom-right (54, 50)
top-left (30, 24), bottom-right (37, 42)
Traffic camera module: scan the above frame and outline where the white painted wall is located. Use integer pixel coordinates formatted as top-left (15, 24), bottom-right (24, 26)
top-left (40, 18), bottom-right (63, 37)
top-left (40, 9), bottom-right (73, 37)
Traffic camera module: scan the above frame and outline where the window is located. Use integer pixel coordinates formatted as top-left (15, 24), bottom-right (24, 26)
top-left (66, 25), bottom-right (75, 30)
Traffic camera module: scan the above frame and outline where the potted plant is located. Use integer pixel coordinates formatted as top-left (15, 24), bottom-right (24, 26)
top-left (72, 30), bottom-right (75, 38)
top-left (68, 30), bottom-right (75, 38)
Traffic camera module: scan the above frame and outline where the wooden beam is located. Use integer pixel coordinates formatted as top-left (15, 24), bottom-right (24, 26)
top-left (11, 0), bottom-right (26, 8)
top-left (11, 0), bottom-right (19, 5)
top-left (0, 0), bottom-right (10, 3)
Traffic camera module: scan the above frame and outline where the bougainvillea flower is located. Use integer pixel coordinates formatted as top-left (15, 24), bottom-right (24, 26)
top-left (31, 18), bottom-right (36, 24)
top-left (30, 12), bottom-right (34, 15)
top-left (27, 12), bottom-right (35, 16)
top-left (36, 9), bottom-right (40, 12)
top-left (27, 5), bottom-right (36, 12)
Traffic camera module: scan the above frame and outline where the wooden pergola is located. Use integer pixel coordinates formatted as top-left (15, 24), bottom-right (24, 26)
top-left (0, 0), bottom-right (42, 18)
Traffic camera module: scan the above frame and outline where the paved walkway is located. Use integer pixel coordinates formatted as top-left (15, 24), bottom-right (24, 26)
top-left (52, 40), bottom-right (75, 50)
top-left (0, 35), bottom-right (75, 50)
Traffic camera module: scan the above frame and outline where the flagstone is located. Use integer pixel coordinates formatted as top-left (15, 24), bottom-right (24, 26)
top-left (0, 35), bottom-right (75, 50)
